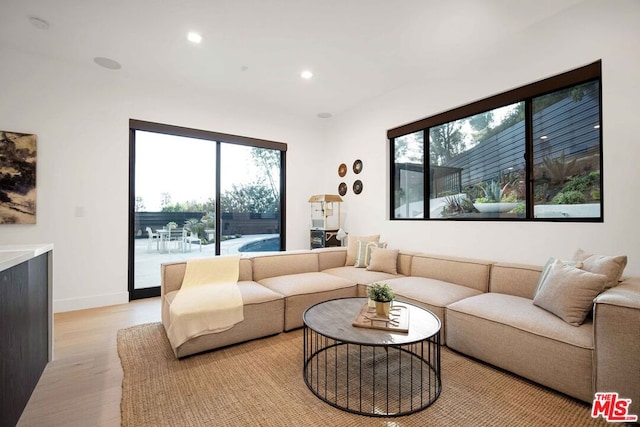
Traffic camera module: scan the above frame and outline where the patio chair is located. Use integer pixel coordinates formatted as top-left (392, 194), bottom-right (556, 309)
top-left (181, 229), bottom-right (202, 252)
top-left (146, 227), bottom-right (159, 252)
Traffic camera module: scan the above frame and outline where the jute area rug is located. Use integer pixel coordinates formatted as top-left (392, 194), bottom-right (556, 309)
top-left (118, 323), bottom-right (606, 427)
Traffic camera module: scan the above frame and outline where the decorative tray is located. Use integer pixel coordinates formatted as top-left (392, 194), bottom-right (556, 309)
top-left (352, 302), bottom-right (409, 333)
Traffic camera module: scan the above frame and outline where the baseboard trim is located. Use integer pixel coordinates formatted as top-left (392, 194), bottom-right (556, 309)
top-left (54, 292), bottom-right (129, 313)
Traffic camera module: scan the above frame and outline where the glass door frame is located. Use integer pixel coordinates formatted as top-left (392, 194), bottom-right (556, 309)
top-left (128, 119), bottom-right (287, 300)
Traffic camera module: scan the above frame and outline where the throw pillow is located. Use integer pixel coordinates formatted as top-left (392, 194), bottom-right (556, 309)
top-left (534, 257), bottom-right (583, 296)
top-left (533, 259), bottom-right (607, 326)
top-left (573, 249), bottom-right (627, 289)
top-left (354, 241), bottom-right (388, 268)
top-left (366, 247), bottom-right (399, 274)
top-left (345, 234), bottom-right (380, 266)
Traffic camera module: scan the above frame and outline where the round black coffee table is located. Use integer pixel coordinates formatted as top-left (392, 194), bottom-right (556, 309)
top-left (302, 297), bottom-right (441, 417)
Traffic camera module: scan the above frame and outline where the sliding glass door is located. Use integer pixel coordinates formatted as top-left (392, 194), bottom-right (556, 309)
top-left (129, 120), bottom-right (286, 300)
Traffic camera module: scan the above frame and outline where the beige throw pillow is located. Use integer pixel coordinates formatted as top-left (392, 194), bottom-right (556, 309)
top-left (533, 259), bottom-right (607, 326)
top-left (354, 241), bottom-right (388, 268)
top-left (573, 249), bottom-right (627, 289)
top-left (366, 247), bottom-right (399, 274)
top-left (345, 234), bottom-right (380, 266)
top-left (534, 257), bottom-right (583, 295)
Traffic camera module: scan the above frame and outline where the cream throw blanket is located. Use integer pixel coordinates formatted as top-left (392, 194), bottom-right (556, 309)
top-left (166, 255), bottom-right (244, 350)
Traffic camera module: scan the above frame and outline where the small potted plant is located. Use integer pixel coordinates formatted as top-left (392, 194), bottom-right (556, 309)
top-left (367, 283), bottom-right (395, 317)
top-left (166, 221), bottom-right (178, 230)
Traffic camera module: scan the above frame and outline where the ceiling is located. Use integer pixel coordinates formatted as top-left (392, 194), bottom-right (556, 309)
top-left (0, 0), bottom-right (586, 119)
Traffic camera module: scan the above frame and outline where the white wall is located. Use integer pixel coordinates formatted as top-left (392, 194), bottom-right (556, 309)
top-left (322, 1), bottom-right (640, 276)
top-left (2, 0), bottom-right (638, 312)
top-left (0, 48), bottom-right (322, 311)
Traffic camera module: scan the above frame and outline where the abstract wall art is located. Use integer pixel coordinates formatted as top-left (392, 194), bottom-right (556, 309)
top-left (0, 131), bottom-right (37, 224)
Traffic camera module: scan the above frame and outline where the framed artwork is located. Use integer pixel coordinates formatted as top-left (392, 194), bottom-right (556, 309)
top-left (353, 159), bottom-right (363, 174)
top-left (0, 131), bottom-right (37, 224)
top-left (353, 180), bottom-right (363, 195)
top-left (338, 163), bottom-right (347, 177)
top-left (338, 182), bottom-right (347, 196)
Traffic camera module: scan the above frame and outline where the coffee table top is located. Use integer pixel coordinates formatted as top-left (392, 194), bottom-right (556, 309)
top-left (303, 297), bottom-right (440, 346)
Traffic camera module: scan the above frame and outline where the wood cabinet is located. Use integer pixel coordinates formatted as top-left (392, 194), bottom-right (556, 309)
top-left (0, 253), bottom-right (50, 427)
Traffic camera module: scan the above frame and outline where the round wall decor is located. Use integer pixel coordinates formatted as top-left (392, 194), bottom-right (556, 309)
top-left (338, 182), bottom-right (347, 196)
top-left (353, 179), bottom-right (363, 194)
top-left (353, 159), bottom-right (363, 174)
top-left (338, 163), bottom-right (347, 177)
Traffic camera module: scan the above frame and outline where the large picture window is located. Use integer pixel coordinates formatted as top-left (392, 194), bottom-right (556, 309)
top-left (389, 61), bottom-right (602, 221)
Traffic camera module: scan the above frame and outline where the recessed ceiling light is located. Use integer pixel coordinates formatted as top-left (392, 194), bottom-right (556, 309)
top-left (593, 124), bottom-right (600, 129)
top-left (187, 32), bottom-right (202, 43)
top-left (29, 17), bottom-right (50, 30)
top-left (93, 57), bottom-right (122, 70)
top-left (317, 112), bottom-right (332, 119)
top-left (540, 135), bottom-right (548, 140)
top-left (301, 70), bottom-right (313, 79)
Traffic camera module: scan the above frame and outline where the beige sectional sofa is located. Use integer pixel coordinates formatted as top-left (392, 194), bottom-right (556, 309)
top-left (160, 246), bottom-right (640, 416)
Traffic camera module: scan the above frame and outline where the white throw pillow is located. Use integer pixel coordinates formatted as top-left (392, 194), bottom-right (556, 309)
top-left (345, 234), bottom-right (380, 266)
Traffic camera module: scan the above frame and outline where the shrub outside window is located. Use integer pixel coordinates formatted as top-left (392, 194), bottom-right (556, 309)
top-left (389, 61), bottom-right (602, 222)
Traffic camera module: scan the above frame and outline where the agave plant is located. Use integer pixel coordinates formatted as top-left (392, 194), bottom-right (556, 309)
top-left (542, 151), bottom-right (577, 185)
top-left (477, 180), bottom-right (511, 203)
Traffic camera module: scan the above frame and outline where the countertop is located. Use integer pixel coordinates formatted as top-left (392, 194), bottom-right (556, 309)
top-left (0, 244), bottom-right (54, 273)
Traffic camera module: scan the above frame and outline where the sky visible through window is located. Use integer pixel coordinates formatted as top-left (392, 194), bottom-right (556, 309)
top-left (135, 131), bottom-right (254, 211)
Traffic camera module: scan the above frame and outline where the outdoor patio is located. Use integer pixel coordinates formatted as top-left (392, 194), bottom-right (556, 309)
top-left (134, 234), bottom-right (279, 290)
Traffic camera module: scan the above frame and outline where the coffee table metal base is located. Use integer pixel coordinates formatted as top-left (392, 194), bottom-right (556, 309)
top-left (303, 325), bottom-right (441, 417)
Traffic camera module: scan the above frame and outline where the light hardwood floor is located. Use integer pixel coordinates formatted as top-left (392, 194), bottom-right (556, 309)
top-left (17, 297), bottom-right (162, 427)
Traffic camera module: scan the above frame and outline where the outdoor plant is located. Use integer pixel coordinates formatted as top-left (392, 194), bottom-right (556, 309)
top-left (367, 283), bottom-right (395, 302)
top-left (542, 152), bottom-right (577, 185)
top-left (166, 221), bottom-right (178, 229)
top-left (184, 218), bottom-right (205, 239)
top-left (475, 180), bottom-right (510, 203)
top-left (552, 190), bottom-right (586, 205)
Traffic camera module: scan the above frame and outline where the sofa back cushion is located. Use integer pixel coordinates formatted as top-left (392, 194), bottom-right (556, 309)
top-left (396, 252), bottom-right (414, 276)
top-left (489, 262), bottom-right (542, 299)
top-left (315, 247), bottom-right (347, 271)
top-left (410, 253), bottom-right (492, 292)
top-left (252, 251), bottom-right (319, 281)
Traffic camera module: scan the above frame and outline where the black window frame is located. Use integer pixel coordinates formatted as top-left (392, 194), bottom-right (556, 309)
top-left (388, 60), bottom-right (603, 222)
top-left (128, 119), bottom-right (287, 300)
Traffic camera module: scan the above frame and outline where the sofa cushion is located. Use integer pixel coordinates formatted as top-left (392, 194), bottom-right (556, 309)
top-left (367, 247), bottom-right (399, 274)
top-left (322, 266), bottom-right (402, 285)
top-left (354, 241), bottom-right (387, 268)
top-left (251, 251), bottom-right (319, 281)
top-left (387, 276), bottom-right (483, 309)
top-left (257, 272), bottom-right (355, 297)
top-left (446, 292), bottom-right (594, 402)
top-left (533, 259), bottom-right (607, 326)
top-left (315, 247), bottom-right (347, 271)
top-left (258, 272), bottom-right (356, 331)
top-left (345, 234), bottom-right (380, 266)
top-left (574, 248), bottom-right (627, 289)
top-left (489, 262), bottom-right (542, 299)
top-left (410, 253), bottom-right (492, 292)
top-left (164, 281), bottom-right (285, 357)
top-left (165, 281), bottom-right (283, 307)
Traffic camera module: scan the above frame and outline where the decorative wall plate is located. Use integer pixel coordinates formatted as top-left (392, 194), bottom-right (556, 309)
top-left (338, 182), bottom-right (347, 196)
top-left (353, 180), bottom-right (363, 195)
top-left (338, 163), bottom-right (347, 177)
top-left (353, 159), bottom-right (363, 174)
